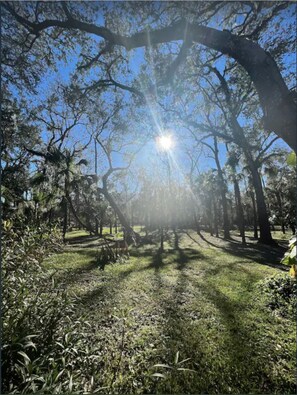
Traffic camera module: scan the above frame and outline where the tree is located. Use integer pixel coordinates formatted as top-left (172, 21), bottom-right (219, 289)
top-left (3, 2), bottom-right (296, 151)
top-left (1, 88), bottom-right (40, 215)
top-left (225, 149), bottom-right (246, 245)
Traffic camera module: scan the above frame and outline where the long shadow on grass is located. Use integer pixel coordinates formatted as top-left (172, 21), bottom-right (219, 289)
top-left (196, 279), bottom-right (290, 393)
top-left (150, 249), bottom-right (205, 393)
top-left (67, 234), bottom-right (100, 245)
top-left (187, 231), bottom-right (288, 272)
top-left (51, 249), bottom-right (100, 287)
top-left (149, 230), bottom-right (289, 392)
top-left (152, 244), bottom-right (284, 393)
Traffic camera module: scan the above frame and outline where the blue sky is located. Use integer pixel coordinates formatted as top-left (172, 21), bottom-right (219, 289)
top-left (9, 2), bottom-right (294, 188)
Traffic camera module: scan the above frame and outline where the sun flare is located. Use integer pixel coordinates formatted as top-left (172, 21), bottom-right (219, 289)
top-left (156, 135), bottom-right (174, 151)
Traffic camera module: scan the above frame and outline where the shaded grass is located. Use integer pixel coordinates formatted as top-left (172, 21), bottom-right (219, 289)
top-left (43, 229), bottom-right (295, 394)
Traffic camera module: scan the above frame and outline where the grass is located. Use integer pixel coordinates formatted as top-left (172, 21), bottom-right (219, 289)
top-left (43, 229), bottom-right (296, 394)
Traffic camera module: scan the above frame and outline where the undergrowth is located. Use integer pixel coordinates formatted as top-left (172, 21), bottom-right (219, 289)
top-left (2, 223), bottom-right (105, 393)
top-left (258, 274), bottom-right (297, 318)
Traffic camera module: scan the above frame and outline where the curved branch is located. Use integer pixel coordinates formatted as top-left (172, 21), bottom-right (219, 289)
top-left (4, 3), bottom-right (296, 151)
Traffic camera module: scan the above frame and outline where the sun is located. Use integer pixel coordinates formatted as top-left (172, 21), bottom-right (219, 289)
top-left (156, 135), bottom-right (174, 151)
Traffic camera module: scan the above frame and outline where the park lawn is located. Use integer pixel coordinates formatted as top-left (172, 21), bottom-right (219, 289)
top-left (43, 230), bottom-right (296, 394)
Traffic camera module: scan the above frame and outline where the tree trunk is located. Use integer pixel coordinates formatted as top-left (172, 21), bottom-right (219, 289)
top-left (193, 210), bottom-right (200, 234)
top-left (99, 219), bottom-right (103, 237)
top-left (233, 175), bottom-right (246, 245)
top-left (276, 191), bottom-right (286, 234)
top-left (62, 197), bottom-right (68, 243)
top-left (247, 160), bottom-right (275, 244)
top-left (213, 199), bottom-right (219, 237)
top-left (102, 187), bottom-right (140, 244)
top-left (208, 197), bottom-right (213, 236)
top-left (95, 218), bottom-right (99, 235)
top-left (213, 137), bottom-right (230, 239)
top-left (66, 194), bottom-right (94, 234)
top-left (160, 226), bottom-right (164, 252)
top-left (228, 114), bottom-right (274, 244)
top-left (94, 138), bottom-right (99, 236)
top-left (250, 191), bottom-right (258, 240)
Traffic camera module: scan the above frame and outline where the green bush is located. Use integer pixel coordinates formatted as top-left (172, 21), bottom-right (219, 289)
top-left (2, 223), bottom-right (104, 393)
top-left (257, 274), bottom-right (297, 318)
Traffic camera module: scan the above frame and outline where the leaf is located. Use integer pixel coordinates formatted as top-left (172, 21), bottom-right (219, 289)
top-left (289, 236), bottom-right (297, 247)
top-left (17, 351), bottom-right (31, 363)
top-left (175, 351), bottom-right (179, 364)
top-left (177, 367), bottom-right (196, 372)
top-left (69, 374), bottom-right (73, 392)
top-left (289, 246), bottom-right (296, 259)
top-left (54, 369), bottom-right (65, 383)
top-left (287, 152), bottom-right (296, 167)
top-left (153, 364), bottom-right (173, 369)
top-left (24, 340), bottom-right (37, 351)
top-left (289, 265), bottom-right (297, 278)
top-left (151, 373), bottom-right (166, 379)
top-left (178, 358), bottom-right (191, 365)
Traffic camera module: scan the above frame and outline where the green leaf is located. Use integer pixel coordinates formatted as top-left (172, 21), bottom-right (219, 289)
top-left (153, 364), bottom-right (173, 369)
top-left (178, 358), bottom-right (191, 365)
top-left (289, 246), bottom-right (296, 259)
top-left (17, 350), bottom-right (31, 363)
top-left (289, 236), bottom-right (297, 247)
top-left (175, 351), bottom-right (179, 364)
top-left (177, 367), bottom-right (196, 372)
top-left (287, 152), bottom-right (296, 167)
top-left (69, 374), bottom-right (73, 392)
top-left (151, 373), bottom-right (166, 379)
top-left (24, 340), bottom-right (37, 351)
top-left (54, 369), bottom-right (65, 383)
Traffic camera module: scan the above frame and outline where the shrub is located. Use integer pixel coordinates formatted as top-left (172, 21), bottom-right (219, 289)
top-left (281, 235), bottom-right (297, 277)
top-left (257, 274), bottom-right (297, 318)
top-left (2, 223), bottom-right (104, 393)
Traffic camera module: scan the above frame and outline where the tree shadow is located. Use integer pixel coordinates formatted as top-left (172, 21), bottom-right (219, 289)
top-left (195, 279), bottom-right (287, 392)
top-left (150, 249), bottom-right (163, 270)
top-left (67, 234), bottom-right (100, 245)
top-left (52, 257), bottom-right (99, 288)
top-left (187, 231), bottom-right (288, 271)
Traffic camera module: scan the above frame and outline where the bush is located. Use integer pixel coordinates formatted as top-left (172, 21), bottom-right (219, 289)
top-left (2, 223), bottom-right (104, 393)
top-left (281, 235), bottom-right (297, 277)
top-left (257, 274), bottom-right (297, 318)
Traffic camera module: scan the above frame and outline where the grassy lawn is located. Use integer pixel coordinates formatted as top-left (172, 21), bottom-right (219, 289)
top-left (43, 229), bottom-right (296, 394)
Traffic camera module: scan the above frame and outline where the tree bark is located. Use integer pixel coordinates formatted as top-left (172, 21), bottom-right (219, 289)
top-left (246, 158), bottom-right (275, 244)
top-left (250, 190), bottom-right (259, 240)
top-left (233, 175), bottom-right (246, 245)
top-left (160, 226), bottom-right (164, 252)
top-left (213, 199), bottom-right (219, 238)
top-left (276, 191), bottom-right (286, 234)
top-left (213, 137), bottom-right (230, 239)
top-left (226, 107), bottom-right (275, 244)
top-left (101, 187), bottom-right (140, 244)
top-left (62, 197), bottom-right (68, 243)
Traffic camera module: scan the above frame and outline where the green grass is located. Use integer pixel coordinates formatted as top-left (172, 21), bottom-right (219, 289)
top-left (43, 229), bottom-right (296, 394)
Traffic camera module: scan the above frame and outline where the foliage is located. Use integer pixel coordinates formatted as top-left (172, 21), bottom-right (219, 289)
top-left (286, 151), bottom-right (296, 167)
top-left (281, 236), bottom-right (297, 278)
top-left (258, 274), bottom-right (297, 318)
top-left (152, 351), bottom-right (196, 389)
top-left (40, 229), bottom-right (296, 394)
top-left (2, 224), bottom-right (104, 393)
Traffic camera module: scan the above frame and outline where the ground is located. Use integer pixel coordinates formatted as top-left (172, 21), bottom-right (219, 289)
top-left (43, 229), bottom-right (296, 394)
